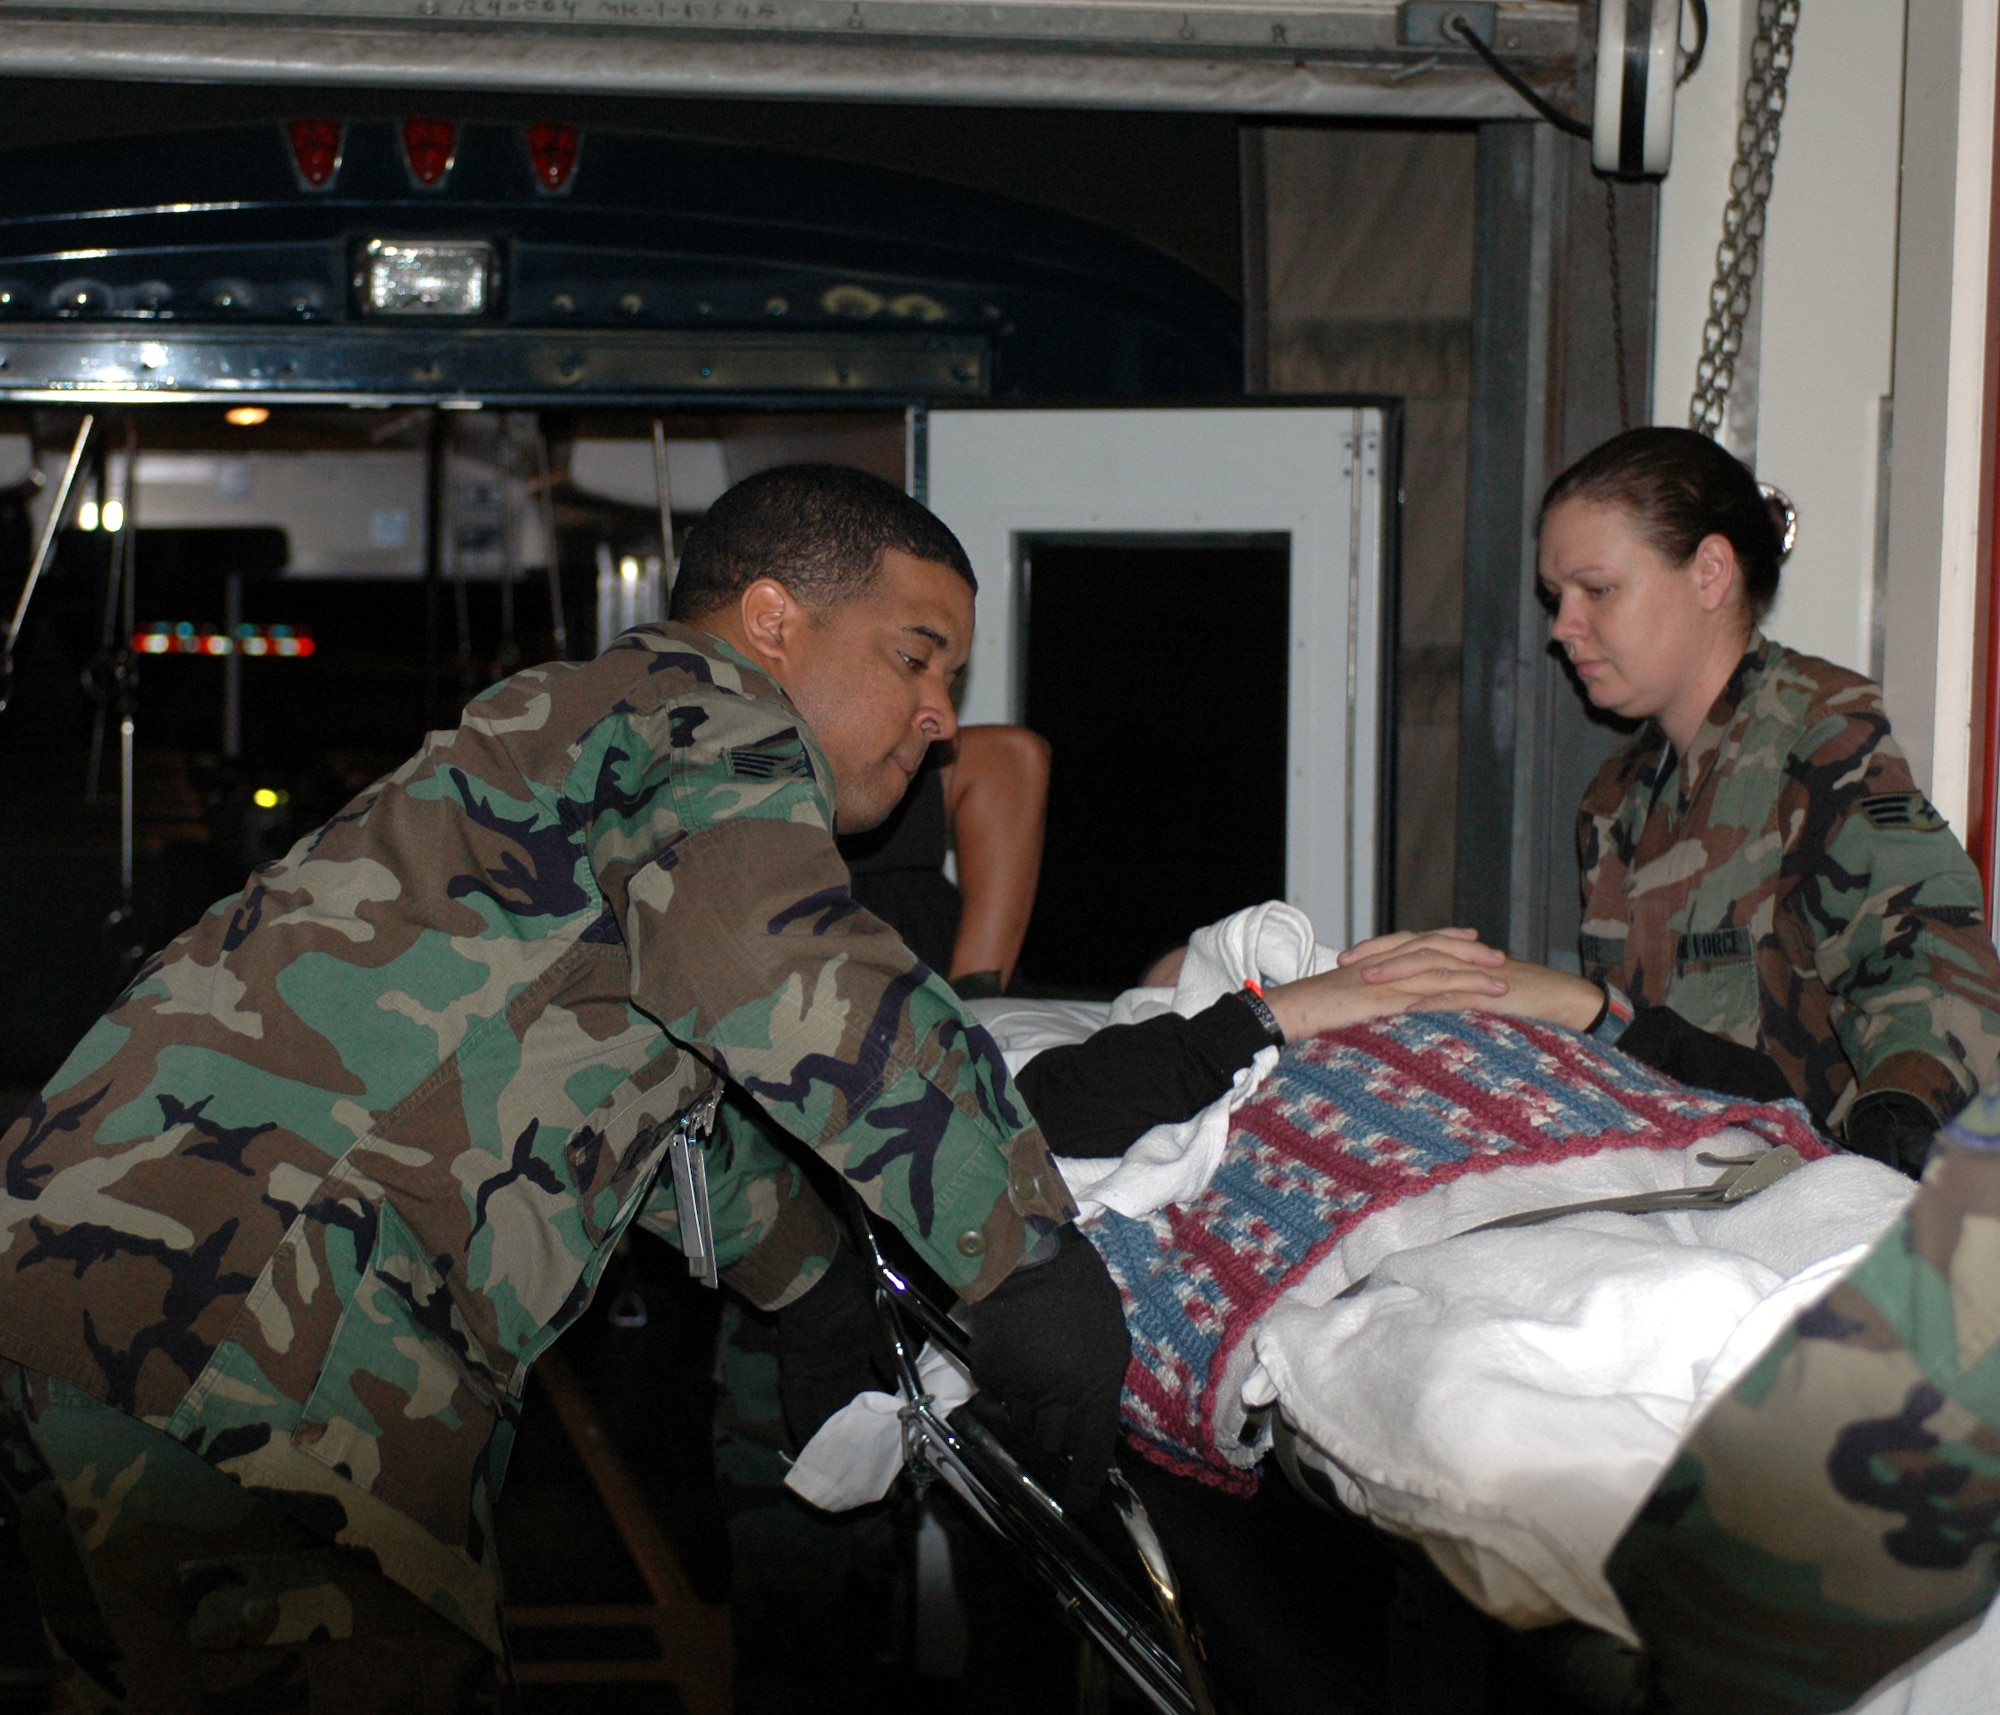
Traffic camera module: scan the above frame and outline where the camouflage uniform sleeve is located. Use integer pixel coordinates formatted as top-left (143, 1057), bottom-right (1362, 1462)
top-left (1783, 713), bottom-right (2000, 1125)
top-left (1605, 1094), bottom-right (2000, 1714)
top-left (577, 685), bottom-right (1073, 1304)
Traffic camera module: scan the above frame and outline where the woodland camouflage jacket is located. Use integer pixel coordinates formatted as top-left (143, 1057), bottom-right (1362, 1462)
top-left (0, 623), bottom-right (1072, 1651)
top-left (1578, 637), bottom-right (2000, 1131)
top-left (1608, 1090), bottom-right (2000, 1713)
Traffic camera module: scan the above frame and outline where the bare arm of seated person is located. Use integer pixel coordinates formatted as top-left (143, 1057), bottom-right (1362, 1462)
top-left (941, 725), bottom-right (1050, 990)
top-left (1017, 930), bottom-right (1511, 1159)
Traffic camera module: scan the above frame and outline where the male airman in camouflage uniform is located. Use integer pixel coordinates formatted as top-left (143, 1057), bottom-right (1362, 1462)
top-left (0, 465), bottom-right (1102, 1709)
top-left (1607, 1086), bottom-right (2000, 1713)
top-left (1578, 636), bottom-right (2000, 1166)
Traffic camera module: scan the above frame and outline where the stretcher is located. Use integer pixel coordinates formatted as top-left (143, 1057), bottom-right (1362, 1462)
top-left (843, 1196), bottom-right (1218, 1715)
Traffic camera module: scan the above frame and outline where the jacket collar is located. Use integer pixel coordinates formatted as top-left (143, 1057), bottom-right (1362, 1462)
top-left (1651, 632), bottom-right (1769, 810)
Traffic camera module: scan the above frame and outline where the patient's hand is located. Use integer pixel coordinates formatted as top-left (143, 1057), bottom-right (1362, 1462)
top-left (1343, 934), bottom-right (1604, 1033)
top-left (1267, 931), bottom-right (1509, 1037)
top-left (1460, 959), bottom-right (1606, 1031)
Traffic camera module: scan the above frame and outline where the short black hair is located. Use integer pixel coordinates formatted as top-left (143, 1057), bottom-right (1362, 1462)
top-left (1539, 428), bottom-right (1793, 620)
top-left (668, 463), bottom-right (976, 621)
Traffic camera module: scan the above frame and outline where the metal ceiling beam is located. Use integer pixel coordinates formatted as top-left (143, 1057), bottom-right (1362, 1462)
top-left (0, 4), bottom-right (1580, 114)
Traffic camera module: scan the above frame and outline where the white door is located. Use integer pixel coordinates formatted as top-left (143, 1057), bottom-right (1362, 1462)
top-left (923, 404), bottom-right (1389, 965)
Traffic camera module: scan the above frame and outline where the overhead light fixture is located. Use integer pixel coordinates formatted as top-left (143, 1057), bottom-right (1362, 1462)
top-left (100, 499), bottom-right (125, 533)
top-left (77, 498), bottom-right (99, 532)
top-left (225, 406), bottom-right (270, 427)
top-left (358, 239), bottom-right (494, 317)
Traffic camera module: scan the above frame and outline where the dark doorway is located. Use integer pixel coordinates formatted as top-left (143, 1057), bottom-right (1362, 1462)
top-left (1018, 535), bottom-right (1289, 993)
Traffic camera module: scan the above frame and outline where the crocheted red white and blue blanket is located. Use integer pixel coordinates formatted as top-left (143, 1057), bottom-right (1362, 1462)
top-left (1079, 1011), bottom-right (1826, 1491)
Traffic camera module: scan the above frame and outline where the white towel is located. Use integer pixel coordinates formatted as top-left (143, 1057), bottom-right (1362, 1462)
top-left (1060, 901), bottom-right (1333, 1219)
top-left (1173, 898), bottom-right (1340, 1012)
top-left (783, 1343), bottom-right (975, 1512)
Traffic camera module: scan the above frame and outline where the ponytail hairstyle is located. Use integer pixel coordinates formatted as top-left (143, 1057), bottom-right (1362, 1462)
top-left (1539, 427), bottom-right (1795, 621)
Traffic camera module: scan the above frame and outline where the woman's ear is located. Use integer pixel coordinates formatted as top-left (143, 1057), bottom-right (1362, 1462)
top-left (1692, 533), bottom-right (1742, 615)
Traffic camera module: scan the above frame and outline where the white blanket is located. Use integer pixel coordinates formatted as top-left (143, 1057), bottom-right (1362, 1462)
top-left (1250, 1149), bottom-right (1910, 1640)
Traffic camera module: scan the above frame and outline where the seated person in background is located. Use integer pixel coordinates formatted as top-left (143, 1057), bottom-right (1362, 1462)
top-left (838, 724), bottom-right (1049, 998)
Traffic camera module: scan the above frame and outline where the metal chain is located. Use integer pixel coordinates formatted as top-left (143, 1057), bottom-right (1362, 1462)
top-left (1689, 0), bottom-right (1800, 438)
top-left (1606, 180), bottom-right (1631, 431)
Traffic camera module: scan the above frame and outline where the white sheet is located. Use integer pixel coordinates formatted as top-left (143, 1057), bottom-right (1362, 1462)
top-left (1251, 1150), bottom-right (1910, 1640)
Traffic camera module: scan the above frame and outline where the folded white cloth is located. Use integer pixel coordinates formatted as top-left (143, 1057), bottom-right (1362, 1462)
top-left (1173, 898), bottom-right (1340, 1013)
top-left (1055, 901), bottom-right (1337, 1219)
top-left (1253, 1150), bottom-right (1913, 1642)
top-left (783, 1342), bottom-right (975, 1512)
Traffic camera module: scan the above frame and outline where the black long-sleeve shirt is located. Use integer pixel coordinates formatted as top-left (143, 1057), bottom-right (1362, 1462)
top-left (1011, 995), bottom-right (1276, 1159)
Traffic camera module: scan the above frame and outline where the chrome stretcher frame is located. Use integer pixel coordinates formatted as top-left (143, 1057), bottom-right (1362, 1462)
top-left (842, 1203), bottom-right (1218, 1715)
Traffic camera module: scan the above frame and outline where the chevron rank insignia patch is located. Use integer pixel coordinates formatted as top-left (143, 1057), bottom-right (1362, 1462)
top-left (1860, 793), bottom-right (1948, 832)
top-left (725, 739), bottom-right (815, 782)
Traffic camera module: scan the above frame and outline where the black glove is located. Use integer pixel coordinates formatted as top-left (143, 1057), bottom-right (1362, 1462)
top-left (1616, 1005), bottom-right (1796, 1106)
top-left (965, 1225), bottom-right (1131, 1516)
top-left (1843, 1090), bottom-right (1941, 1180)
top-left (773, 1238), bottom-right (894, 1448)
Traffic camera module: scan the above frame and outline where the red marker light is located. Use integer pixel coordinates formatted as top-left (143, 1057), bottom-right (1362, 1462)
top-left (525, 121), bottom-right (581, 193)
top-left (403, 117), bottom-right (458, 188)
top-left (288, 118), bottom-right (343, 190)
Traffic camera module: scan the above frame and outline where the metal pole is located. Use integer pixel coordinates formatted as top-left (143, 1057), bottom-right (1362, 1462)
top-left (422, 411), bottom-right (445, 732)
top-left (533, 419), bottom-right (567, 660)
top-left (107, 419), bottom-right (144, 979)
top-left (651, 418), bottom-right (675, 599)
top-left (116, 421), bottom-right (137, 914)
top-left (222, 573), bottom-right (242, 760)
top-left (497, 417), bottom-right (518, 674)
top-left (0, 413), bottom-right (94, 714)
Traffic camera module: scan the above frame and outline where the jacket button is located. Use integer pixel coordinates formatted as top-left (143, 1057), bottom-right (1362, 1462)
top-left (956, 1230), bottom-right (987, 1258)
top-left (1010, 1171), bottom-right (1041, 1202)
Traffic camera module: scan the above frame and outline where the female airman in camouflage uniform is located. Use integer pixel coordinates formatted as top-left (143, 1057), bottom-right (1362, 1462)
top-left (1539, 428), bottom-right (2000, 1175)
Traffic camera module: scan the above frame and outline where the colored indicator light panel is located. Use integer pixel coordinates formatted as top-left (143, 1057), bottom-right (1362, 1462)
top-left (135, 623), bottom-right (317, 658)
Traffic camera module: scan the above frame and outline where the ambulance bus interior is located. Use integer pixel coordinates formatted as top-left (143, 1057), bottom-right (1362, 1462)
top-left (0, 82), bottom-right (1652, 1715)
